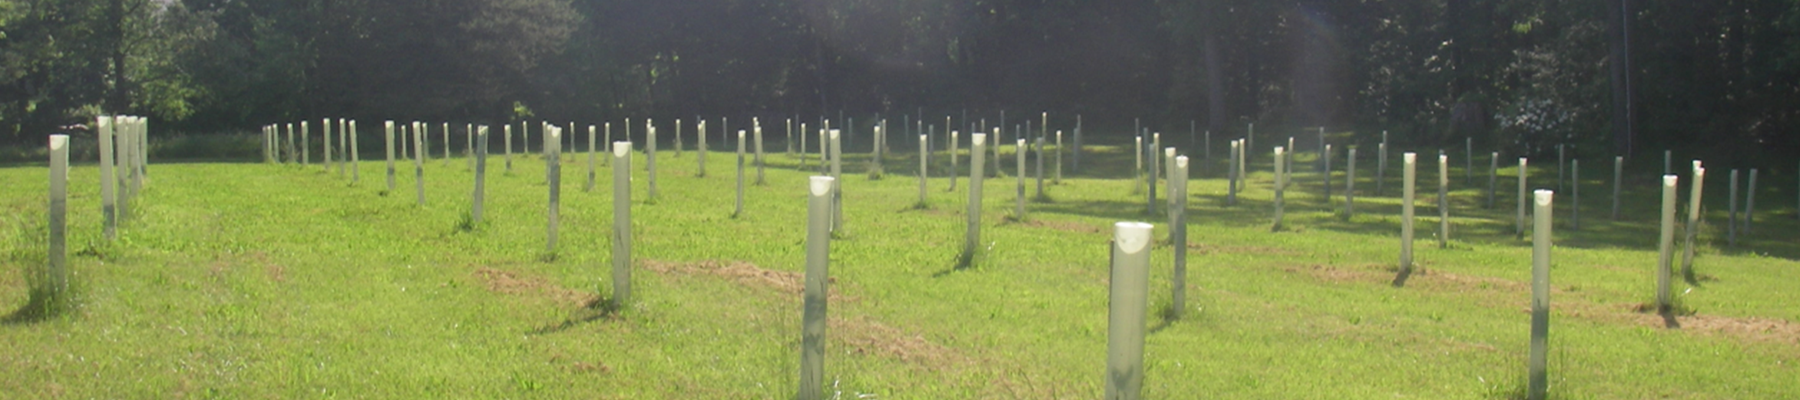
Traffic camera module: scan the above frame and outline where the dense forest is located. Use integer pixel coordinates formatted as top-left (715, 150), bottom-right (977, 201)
top-left (2, 0), bottom-right (1797, 162)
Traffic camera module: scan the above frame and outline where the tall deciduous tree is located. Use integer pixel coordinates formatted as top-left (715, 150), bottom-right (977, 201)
top-left (2, 0), bottom-right (1797, 163)
top-left (1, 0), bottom-right (210, 137)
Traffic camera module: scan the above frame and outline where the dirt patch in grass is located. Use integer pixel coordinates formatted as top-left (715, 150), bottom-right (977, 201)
top-left (979, 369), bottom-right (1084, 398)
top-left (266, 263), bottom-right (286, 283)
top-left (1286, 264), bottom-right (1384, 283)
top-left (1017, 219), bottom-right (1101, 234)
top-left (834, 316), bottom-right (964, 367)
top-left (1592, 264), bottom-right (1634, 274)
top-left (547, 352), bottom-right (614, 374)
top-left (1550, 300), bottom-right (1800, 346)
top-left (1192, 243), bottom-right (1303, 256)
top-left (203, 251), bottom-right (286, 282)
top-left (643, 260), bottom-right (853, 302)
top-left (1415, 269), bottom-right (1526, 291)
top-left (1278, 264), bottom-right (1792, 350)
top-left (248, 252), bottom-right (286, 282)
top-left (473, 267), bottom-right (600, 308)
top-left (1604, 303), bottom-right (1800, 345)
top-left (1285, 263), bottom-right (1416, 286)
top-left (644, 260), bottom-right (961, 366)
top-left (1281, 262), bottom-right (1800, 347)
top-left (1674, 315), bottom-right (1800, 344)
top-left (208, 259), bottom-right (231, 276)
top-left (568, 361), bottom-right (611, 374)
top-left (1285, 264), bottom-right (1528, 293)
top-left (919, 206), bottom-right (964, 218)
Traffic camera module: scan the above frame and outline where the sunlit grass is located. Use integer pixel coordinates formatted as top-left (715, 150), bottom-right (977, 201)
top-left (0, 138), bottom-right (1795, 399)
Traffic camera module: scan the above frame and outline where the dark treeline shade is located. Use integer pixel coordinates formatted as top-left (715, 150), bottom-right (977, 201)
top-left (3, 0), bottom-right (1797, 165)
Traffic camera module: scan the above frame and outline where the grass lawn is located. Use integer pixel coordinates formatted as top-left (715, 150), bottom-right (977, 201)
top-left (1, 135), bottom-right (1796, 398)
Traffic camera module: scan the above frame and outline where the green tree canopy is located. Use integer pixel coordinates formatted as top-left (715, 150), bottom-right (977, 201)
top-left (2, 0), bottom-right (1796, 163)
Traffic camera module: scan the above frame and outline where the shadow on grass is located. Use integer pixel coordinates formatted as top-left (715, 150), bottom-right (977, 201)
top-left (1044, 147), bottom-right (1800, 262)
top-left (1482, 377), bottom-right (1577, 400)
top-left (455, 214), bottom-right (480, 233)
top-left (1149, 305), bottom-right (1181, 335)
top-left (1661, 313), bottom-right (1682, 329)
top-left (1630, 296), bottom-right (1697, 329)
top-left (1391, 267), bottom-right (1415, 288)
top-left (1034, 199), bottom-right (1166, 224)
top-left (891, 201), bottom-right (932, 213)
top-left (834, 135), bottom-right (1800, 261)
top-left (933, 249), bottom-right (980, 277)
top-left (3, 288), bottom-right (67, 325)
top-left (529, 295), bottom-right (622, 335)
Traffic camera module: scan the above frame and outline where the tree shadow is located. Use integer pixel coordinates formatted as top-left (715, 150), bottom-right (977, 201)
top-left (895, 202), bottom-right (931, 213)
top-left (1631, 298), bottom-right (1695, 329)
top-left (3, 288), bottom-right (66, 325)
top-left (1149, 304), bottom-right (1183, 334)
top-left (1390, 267), bottom-right (1414, 288)
top-left (1148, 317), bottom-right (1174, 335)
top-left (934, 250), bottom-right (979, 277)
top-left (1173, 153), bottom-right (1800, 262)
top-left (528, 295), bottom-right (621, 335)
top-left (1682, 267), bottom-right (1703, 287)
top-left (1660, 312), bottom-right (1682, 329)
top-left (454, 213), bottom-right (482, 233)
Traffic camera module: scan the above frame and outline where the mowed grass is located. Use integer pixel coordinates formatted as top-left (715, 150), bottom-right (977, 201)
top-left (1, 136), bottom-right (1796, 399)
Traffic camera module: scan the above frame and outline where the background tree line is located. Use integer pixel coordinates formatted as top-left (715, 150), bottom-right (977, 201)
top-left (3, 0), bottom-right (1797, 163)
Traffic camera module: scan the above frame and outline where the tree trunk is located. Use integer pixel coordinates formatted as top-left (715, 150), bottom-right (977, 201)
top-left (1447, 0), bottom-right (1468, 98)
top-left (106, 0), bottom-right (129, 113)
top-left (1608, 0), bottom-right (1633, 155)
top-left (1203, 27), bottom-right (1224, 133)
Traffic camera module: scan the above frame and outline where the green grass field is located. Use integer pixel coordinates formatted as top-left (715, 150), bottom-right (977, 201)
top-left (1, 137), bottom-right (1796, 398)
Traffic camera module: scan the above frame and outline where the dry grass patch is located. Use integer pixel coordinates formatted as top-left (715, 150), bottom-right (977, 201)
top-left (1673, 315), bottom-right (1800, 344)
top-left (1015, 219), bottom-right (1102, 234)
top-left (1285, 264), bottom-right (1386, 284)
top-left (1412, 268), bottom-right (1527, 291)
top-left (1520, 297), bottom-right (1800, 346)
top-left (1601, 302), bottom-right (1800, 345)
top-left (645, 260), bottom-right (965, 367)
top-left (265, 263), bottom-right (286, 283)
top-left (643, 259), bottom-right (854, 302)
top-left (1284, 263), bottom-right (1529, 293)
top-left (473, 267), bottom-right (600, 308)
top-left (1191, 243), bottom-right (1304, 256)
top-left (834, 316), bottom-right (965, 368)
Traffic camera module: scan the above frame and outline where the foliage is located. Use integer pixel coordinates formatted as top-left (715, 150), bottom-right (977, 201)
top-left (0, 0), bottom-right (214, 137)
top-left (3, 0), bottom-right (1799, 162)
